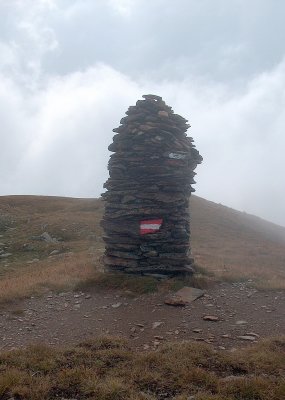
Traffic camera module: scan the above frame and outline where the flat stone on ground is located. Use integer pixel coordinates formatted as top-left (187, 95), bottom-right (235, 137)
top-left (164, 286), bottom-right (205, 306)
top-left (237, 335), bottom-right (257, 341)
top-left (203, 315), bottom-right (219, 322)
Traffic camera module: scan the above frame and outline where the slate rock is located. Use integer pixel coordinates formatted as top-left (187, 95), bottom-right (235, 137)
top-left (203, 315), bottom-right (219, 322)
top-left (152, 321), bottom-right (163, 329)
top-left (101, 95), bottom-right (202, 275)
top-left (111, 303), bottom-right (122, 308)
top-left (165, 286), bottom-right (205, 306)
top-left (237, 335), bottom-right (256, 341)
top-left (0, 253), bottom-right (12, 258)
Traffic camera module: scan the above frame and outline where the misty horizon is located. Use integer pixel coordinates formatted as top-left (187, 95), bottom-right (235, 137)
top-left (1, 0), bottom-right (285, 226)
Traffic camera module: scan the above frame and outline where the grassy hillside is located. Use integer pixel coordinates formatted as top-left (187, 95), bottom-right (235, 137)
top-left (190, 196), bottom-right (285, 287)
top-left (0, 194), bottom-right (284, 304)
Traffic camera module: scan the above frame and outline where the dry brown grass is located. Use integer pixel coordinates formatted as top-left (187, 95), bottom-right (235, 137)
top-left (0, 252), bottom-right (100, 304)
top-left (0, 195), bottom-right (105, 303)
top-left (0, 194), bottom-right (285, 304)
top-left (0, 336), bottom-right (284, 400)
top-left (190, 196), bottom-right (285, 289)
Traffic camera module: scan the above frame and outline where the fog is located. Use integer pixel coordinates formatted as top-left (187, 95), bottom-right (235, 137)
top-left (1, 0), bottom-right (285, 226)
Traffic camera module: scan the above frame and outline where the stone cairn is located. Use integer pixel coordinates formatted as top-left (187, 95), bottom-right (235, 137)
top-left (101, 94), bottom-right (202, 275)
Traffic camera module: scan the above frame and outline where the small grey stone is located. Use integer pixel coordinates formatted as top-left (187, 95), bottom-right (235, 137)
top-left (111, 302), bottom-right (122, 308)
top-left (49, 250), bottom-right (60, 256)
top-left (152, 321), bottom-right (163, 329)
top-left (154, 335), bottom-right (164, 340)
top-left (31, 232), bottom-right (58, 243)
top-left (0, 253), bottom-right (12, 258)
top-left (193, 328), bottom-right (202, 333)
top-left (245, 332), bottom-right (260, 338)
top-left (237, 335), bottom-right (256, 341)
top-left (203, 315), bottom-right (219, 322)
top-left (22, 243), bottom-right (35, 251)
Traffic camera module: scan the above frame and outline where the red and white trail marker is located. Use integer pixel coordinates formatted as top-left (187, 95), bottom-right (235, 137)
top-left (140, 219), bottom-right (163, 235)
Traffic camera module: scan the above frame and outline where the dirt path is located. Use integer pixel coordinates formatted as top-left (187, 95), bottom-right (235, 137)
top-left (1, 282), bottom-right (284, 352)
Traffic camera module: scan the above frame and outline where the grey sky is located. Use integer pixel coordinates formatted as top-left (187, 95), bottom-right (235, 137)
top-left (0, 0), bottom-right (285, 226)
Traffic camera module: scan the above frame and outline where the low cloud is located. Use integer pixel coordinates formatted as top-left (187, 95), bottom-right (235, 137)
top-left (1, 0), bottom-right (285, 226)
top-left (1, 61), bottom-right (285, 225)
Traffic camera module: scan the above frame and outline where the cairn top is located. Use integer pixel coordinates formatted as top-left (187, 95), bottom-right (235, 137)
top-left (142, 94), bottom-right (163, 101)
top-left (112, 94), bottom-right (190, 133)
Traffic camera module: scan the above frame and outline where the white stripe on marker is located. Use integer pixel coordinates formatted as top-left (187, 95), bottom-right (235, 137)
top-left (140, 224), bottom-right (161, 230)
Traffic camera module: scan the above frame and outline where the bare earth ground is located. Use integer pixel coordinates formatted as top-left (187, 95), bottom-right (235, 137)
top-left (1, 281), bottom-right (284, 352)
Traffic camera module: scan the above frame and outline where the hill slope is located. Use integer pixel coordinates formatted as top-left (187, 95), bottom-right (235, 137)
top-left (0, 194), bottom-right (284, 298)
top-left (190, 196), bottom-right (285, 286)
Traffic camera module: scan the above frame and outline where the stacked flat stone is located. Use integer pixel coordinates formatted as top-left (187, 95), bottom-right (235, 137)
top-left (101, 94), bottom-right (202, 275)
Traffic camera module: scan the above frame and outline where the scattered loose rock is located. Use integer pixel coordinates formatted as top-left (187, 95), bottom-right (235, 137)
top-left (152, 321), bottom-right (163, 329)
top-left (31, 232), bottom-right (58, 243)
top-left (0, 282), bottom-right (283, 351)
top-left (0, 253), bottom-right (12, 258)
top-left (154, 335), bottom-right (164, 340)
top-left (203, 315), bottom-right (219, 322)
top-left (111, 303), bottom-right (122, 308)
top-left (237, 335), bottom-right (257, 341)
top-left (49, 250), bottom-right (60, 256)
top-left (245, 332), bottom-right (260, 338)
